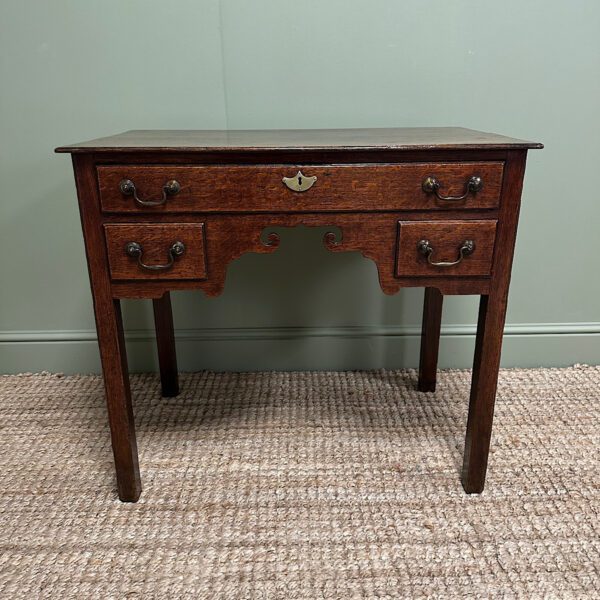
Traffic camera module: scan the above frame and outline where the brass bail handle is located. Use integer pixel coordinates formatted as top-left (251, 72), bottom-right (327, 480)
top-left (125, 241), bottom-right (186, 271)
top-left (282, 170), bottom-right (317, 192)
top-left (422, 175), bottom-right (483, 202)
top-left (417, 239), bottom-right (475, 267)
top-left (119, 178), bottom-right (181, 207)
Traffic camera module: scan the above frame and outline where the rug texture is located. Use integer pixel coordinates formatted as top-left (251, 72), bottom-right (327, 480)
top-left (0, 367), bottom-right (598, 599)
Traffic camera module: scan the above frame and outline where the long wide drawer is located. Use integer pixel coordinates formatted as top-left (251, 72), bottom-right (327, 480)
top-left (104, 223), bottom-right (207, 280)
top-left (396, 220), bottom-right (497, 277)
top-left (97, 162), bottom-right (504, 213)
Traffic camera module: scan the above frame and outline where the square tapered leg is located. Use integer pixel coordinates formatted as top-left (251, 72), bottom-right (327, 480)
top-left (418, 287), bottom-right (444, 392)
top-left (462, 292), bottom-right (508, 493)
top-left (95, 298), bottom-right (141, 502)
top-left (153, 292), bottom-right (179, 397)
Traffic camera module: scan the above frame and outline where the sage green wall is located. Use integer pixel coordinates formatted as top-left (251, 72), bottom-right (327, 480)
top-left (1, 0), bottom-right (599, 373)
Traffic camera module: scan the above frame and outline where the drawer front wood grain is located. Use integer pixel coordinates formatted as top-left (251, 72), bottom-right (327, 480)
top-left (396, 220), bottom-right (497, 277)
top-left (105, 223), bottom-right (207, 280)
top-left (97, 162), bottom-right (503, 213)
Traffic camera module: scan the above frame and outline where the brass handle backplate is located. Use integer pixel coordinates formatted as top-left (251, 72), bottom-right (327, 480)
top-left (422, 175), bottom-right (483, 202)
top-left (120, 178), bottom-right (181, 207)
top-left (417, 239), bottom-right (475, 267)
top-left (125, 241), bottom-right (185, 271)
top-left (282, 170), bottom-right (317, 192)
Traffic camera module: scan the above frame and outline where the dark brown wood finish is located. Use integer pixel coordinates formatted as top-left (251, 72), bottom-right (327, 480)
top-left (396, 220), bottom-right (497, 277)
top-left (461, 150), bottom-right (528, 493)
top-left (56, 127), bottom-right (544, 153)
top-left (104, 223), bottom-right (207, 280)
top-left (72, 154), bottom-right (141, 502)
top-left (58, 128), bottom-right (541, 501)
top-left (418, 288), bottom-right (444, 393)
top-left (153, 293), bottom-right (179, 397)
top-left (97, 162), bottom-right (503, 213)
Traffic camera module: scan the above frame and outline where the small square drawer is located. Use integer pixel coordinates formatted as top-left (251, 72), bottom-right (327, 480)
top-left (396, 220), bottom-right (497, 277)
top-left (104, 223), bottom-right (207, 280)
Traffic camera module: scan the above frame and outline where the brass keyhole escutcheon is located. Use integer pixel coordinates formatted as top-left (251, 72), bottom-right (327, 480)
top-left (282, 170), bottom-right (317, 192)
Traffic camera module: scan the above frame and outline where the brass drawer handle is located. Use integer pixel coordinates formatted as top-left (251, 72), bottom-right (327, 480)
top-left (282, 170), bottom-right (317, 192)
top-left (422, 175), bottom-right (482, 201)
top-left (417, 239), bottom-right (475, 267)
top-left (125, 241), bottom-right (185, 271)
top-left (119, 178), bottom-right (181, 207)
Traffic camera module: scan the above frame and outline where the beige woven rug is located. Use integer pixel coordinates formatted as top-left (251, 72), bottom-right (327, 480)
top-left (0, 367), bottom-right (598, 598)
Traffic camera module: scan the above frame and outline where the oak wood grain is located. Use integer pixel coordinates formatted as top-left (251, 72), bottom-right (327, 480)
top-left (72, 155), bottom-right (141, 502)
top-left (396, 220), bottom-right (497, 277)
top-left (462, 150), bottom-right (528, 494)
top-left (418, 288), bottom-right (444, 392)
top-left (97, 162), bottom-right (503, 213)
top-left (56, 127), bottom-right (543, 153)
top-left (153, 293), bottom-right (179, 397)
top-left (58, 129), bottom-right (540, 501)
top-left (104, 223), bottom-right (207, 281)
top-left (91, 148), bottom-right (514, 167)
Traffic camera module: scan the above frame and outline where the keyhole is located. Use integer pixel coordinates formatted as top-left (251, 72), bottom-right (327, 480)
top-left (298, 175), bottom-right (303, 187)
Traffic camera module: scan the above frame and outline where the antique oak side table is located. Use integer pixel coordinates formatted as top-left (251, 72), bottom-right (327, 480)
top-left (56, 128), bottom-right (542, 502)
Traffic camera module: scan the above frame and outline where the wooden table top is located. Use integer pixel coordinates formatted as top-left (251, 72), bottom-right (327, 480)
top-left (56, 127), bottom-right (543, 153)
